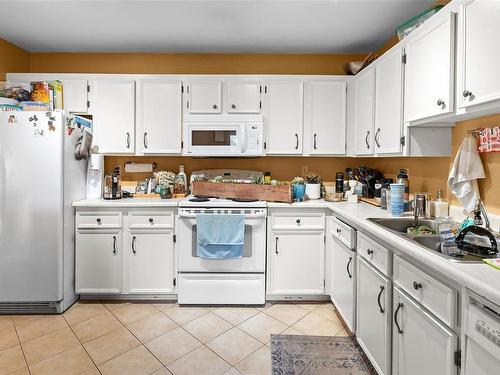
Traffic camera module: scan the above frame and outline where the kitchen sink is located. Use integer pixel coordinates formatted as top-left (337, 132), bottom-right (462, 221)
top-left (368, 217), bottom-right (437, 234)
top-left (368, 217), bottom-right (486, 263)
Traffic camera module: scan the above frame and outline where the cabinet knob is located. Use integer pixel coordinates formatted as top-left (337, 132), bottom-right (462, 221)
top-left (463, 90), bottom-right (473, 98)
top-left (413, 281), bottom-right (423, 290)
top-left (231, 104), bottom-right (236, 109)
top-left (436, 99), bottom-right (445, 106)
top-left (367, 249), bottom-right (374, 255)
top-left (213, 104), bottom-right (218, 109)
top-left (296, 219), bottom-right (301, 224)
top-left (149, 218), bottom-right (154, 223)
top-left (96, 218), bottom-right (102, 223)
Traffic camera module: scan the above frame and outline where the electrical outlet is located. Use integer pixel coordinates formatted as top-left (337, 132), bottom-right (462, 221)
top-left (301, 166), bottom-right (309, 177)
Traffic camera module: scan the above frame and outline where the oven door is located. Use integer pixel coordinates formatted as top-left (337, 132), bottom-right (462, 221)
top-left (183, 123), bottom-right (244, 156)
top-left (178, 208), bottom-right (266, 272)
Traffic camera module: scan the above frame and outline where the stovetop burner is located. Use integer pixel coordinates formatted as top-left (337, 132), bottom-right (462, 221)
top-left (229, 198), bottom-right (259, 203)
top-left (194, 195), bottom-right (218, 199)
top-left (189, 197), bottom-right (210, 202)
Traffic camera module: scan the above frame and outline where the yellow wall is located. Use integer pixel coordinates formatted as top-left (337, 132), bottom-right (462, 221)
top-left (0, 38), bottom-right (30, 81)
top-left (1, 37), bottom-right (499, 213)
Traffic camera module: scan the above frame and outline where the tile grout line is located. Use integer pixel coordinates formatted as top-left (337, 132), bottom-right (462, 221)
top-left (9, 315), bottom-right (32, 375)
top-left (62, 310), bottom-right (104, 375)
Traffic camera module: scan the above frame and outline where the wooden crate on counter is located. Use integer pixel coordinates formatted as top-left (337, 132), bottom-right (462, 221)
top-left (191, 181), bottom-right (292, 203)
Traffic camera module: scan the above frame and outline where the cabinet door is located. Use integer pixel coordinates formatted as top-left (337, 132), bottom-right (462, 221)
top-left (304, 81), bottom-right (346, 155)
top-left (354, 67), bottom-right (375, 155)
top-left (61, 79), bottom-right (89, 113)
top-left (356, 257), bottom-right (391, 375)
top-left (331, 238), bottom-right (356, 331)
top-left (375, 48), bottom-right (404, 155)
top-left (405, 14), bottom-right (455, 122)
top-left (138, 80), bottom-right (182, 154)
top-left (92, 80), bottom-right (135, 154)
top-left (127, 230), bottom-right (175, 294)
top-left (226, 81), bottom-right (261, 113)
top-left (459, 0), bottom-right (500, 108)
top-left (76, 230), bottom-right (121, 294)
top-left (264, 81), bottom-right (304, 154)
top-left (186, 82), bottom-right (222, 113)
top-left (269, 231), bottom-right (324, 295)
top-left (393, 288), bottom-right (458, 375)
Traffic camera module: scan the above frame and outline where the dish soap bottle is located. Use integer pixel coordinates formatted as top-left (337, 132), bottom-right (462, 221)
top-left (431, 189), bottom-right (449, 218)
top-left (396, 169), bottom-right (410, 211)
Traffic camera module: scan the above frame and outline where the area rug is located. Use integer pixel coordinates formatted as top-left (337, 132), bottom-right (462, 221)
top-left (271, 334), bottom-right (377, 375)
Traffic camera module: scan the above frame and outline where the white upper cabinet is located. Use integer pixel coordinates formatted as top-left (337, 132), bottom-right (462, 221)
top-left (304, 81), bottom-right (346, 155)
top-left (60, 79), bottom-right (89, 113)
top-left (354, 67), bottom-right (375, 155)
top-left (92, 80), bottom-right (136, 154)
top-left (263, 81), bottom-right (304, 154)
top-left (375, 48), bottom-right (404, 155)
top-left (226, 81), bottom-right (261, 113)
top-left (137, 80), bottom-right (182, 154)
top-left (405, 13), bottom-right (455, 123)
top-left (185, 81), bottom-right (222, 113)
top-left (458, 0), bottom-right (500, 109)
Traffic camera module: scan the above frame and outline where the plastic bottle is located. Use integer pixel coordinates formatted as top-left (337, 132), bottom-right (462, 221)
top-left (396, 169), bottom-right (410, 211)
top-left (431, 189), bottom-right (449, 218)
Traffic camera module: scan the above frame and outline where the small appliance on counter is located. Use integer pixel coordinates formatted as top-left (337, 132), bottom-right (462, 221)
top-left (86, 154), bottom-right (104, 199)
top-left (104, 167), bottom-right (122, 200)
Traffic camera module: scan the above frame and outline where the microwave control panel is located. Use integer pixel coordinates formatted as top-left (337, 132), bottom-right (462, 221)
top-left (247, 123), bottom-right (263, 154)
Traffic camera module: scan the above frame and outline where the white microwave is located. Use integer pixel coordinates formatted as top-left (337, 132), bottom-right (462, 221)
top-left (183, 115), bottom-right (264, 157)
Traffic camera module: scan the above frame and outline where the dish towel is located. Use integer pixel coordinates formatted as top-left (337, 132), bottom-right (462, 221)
top-left (196, 214), bottom-right (245, 259)
top-left (447, 135), bottom-right (485, 213)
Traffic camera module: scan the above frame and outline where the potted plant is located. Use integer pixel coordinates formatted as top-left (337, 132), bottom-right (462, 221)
top-left (291, 177), bottom-right (306, 202)
top-left (305, 171), bottom-right (322, 200)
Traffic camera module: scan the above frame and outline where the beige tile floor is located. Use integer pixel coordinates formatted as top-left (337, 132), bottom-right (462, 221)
top-left (0, 301), bottom-right (350, 375)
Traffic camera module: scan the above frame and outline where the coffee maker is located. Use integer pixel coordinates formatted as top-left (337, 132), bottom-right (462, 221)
top-left (86, 154), bottom-right (104, 199)
top-left (104, 167), bottom-right (122, 200)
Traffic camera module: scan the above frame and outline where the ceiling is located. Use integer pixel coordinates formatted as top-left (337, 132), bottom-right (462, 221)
top-left (0, 0), bottom-right (435, 53)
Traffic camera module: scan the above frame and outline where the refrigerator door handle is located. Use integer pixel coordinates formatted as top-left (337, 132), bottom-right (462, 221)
top-left (0, 144), bottom-right (5, 237)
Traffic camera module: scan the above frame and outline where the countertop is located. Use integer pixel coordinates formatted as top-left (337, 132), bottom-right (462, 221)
top-left (73, 197), bottom-right (500, 305)
top-left (72, 198), bottom-right (182, 208)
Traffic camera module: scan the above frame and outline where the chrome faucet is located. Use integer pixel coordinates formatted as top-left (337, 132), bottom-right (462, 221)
top-left (413, 194), bottom-right (427, 228)
top-left (474, 199), bottom-right (492, 231)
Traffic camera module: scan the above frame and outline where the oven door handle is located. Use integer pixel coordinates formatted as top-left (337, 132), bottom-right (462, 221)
top-left (179, 211), bottom-right (267, 219)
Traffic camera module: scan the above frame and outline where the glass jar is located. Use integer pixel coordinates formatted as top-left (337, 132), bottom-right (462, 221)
top-left (173, 174), bottom-right (187, 196)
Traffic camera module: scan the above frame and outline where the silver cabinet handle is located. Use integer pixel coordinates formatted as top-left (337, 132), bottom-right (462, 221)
top-left (275, 237), bottom-right (279, 255)
top-left (365, 131), bottom-right (370, 149)
top-left (377, 286), bottom-right (385, 314)
top-left (112, 236), bottom-right (117, 254)
top-left (295, 134), bottom-right (299, 150)
top-left (463, 90), bottom-right (473, 98)
top-left (437, 99), bottom-right (445, 106)
top-left (132, 236), bottom-right (137, 254)
top-left (143, 132), bottom-right (148, 149)
top-left (346, 257), bottom-right (352, 278)
top-left (375, 128), bottom-right (381, 148)
top-left (126, 132), bottom-right (131, 148)
top-left (313, 133), bottom-right (317, 150)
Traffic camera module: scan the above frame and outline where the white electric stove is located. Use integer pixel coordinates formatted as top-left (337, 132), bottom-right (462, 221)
top-left (177, 170), bottom-right (268, 305)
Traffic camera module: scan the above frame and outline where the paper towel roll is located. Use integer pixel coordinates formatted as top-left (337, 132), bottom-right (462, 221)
top-left (124, 163), bottom-right (154, 173)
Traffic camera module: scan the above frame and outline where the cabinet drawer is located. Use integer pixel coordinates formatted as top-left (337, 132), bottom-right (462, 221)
top-left (77, 212), bottom-right (122, 229)
top-left (128, 212), bottom-right (174, 228)
top-left (357, 232), bottom-right (390, 276)
top-left (271, 212), bottom-right (325, 230)
top-left (393, 255), bottom-right (456, 327)
top-left (329, 216), bottom-right (356, 249)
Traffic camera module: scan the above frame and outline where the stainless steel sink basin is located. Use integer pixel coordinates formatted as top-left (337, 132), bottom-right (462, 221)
top-left (368, 217), bottom-right (486, 263)
top-left (368, 217), bottom-right (437, 234)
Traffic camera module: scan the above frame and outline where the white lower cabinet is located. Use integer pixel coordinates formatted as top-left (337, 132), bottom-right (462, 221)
top-left (76, 208), bottom-right (176, 296)
top-left (76, 229), bottom-right (122, 294)
top-left (356, 256), bottom-right (391, 375)
top-left (268, 231), bottom-right (325, 296)
top-left (331, 236), bottom-right (356, 332)
top-left (127, 230), bottom-right (175, 294)
top-left (392, 287), bottom-right (458, 375)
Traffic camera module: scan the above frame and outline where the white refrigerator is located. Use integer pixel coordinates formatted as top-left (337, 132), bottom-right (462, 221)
top-left (0, 111), bottom-right (87, 313)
